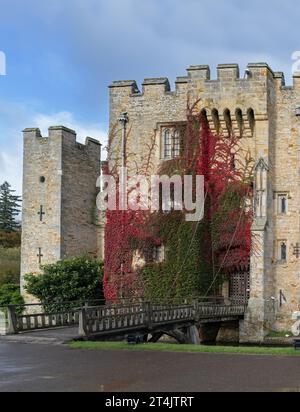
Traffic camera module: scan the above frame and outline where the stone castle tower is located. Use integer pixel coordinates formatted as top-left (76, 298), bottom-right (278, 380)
top-left (20, 126), bottom-right (101, 301)
top-left (108, 62), bottom-right (300, 341)
top-left (21, 62), bottom-right (300, 341)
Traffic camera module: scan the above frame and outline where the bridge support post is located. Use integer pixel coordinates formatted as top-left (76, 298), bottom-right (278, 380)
top-left (240, 158), bottom-right (276, 344)
top-left (7, 305), bottom-right (18, 335)
top-left (186, 325), bottom-right (200, 345)
top-left (143, 301), bottom-right (153, 330)
top-left (78, 308), bottom-right (88, 338)
top-left (240, 225), bottom-right (273, 343)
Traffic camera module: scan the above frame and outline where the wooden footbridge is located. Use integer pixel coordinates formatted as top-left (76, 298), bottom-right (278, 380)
top-left (1, 299), bottom-right (246, 344)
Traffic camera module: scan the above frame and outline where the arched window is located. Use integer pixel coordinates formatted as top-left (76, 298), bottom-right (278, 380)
top-left (212, 109), bottom-right (220, 133)
top-left (224, 109), bottom-right (232, 135)
top-left (247, 108), bottom-right (255, 136)
top-left (254, 158), bottom-right (268, 218)
top-left (164, 129), bottom-right (172, 158)
top-left (200, 109), bottom-right (209, 127)
top-left (230, 153), bottom-right (236, 171)
top-left (235, 108), bottom-right (244, 137)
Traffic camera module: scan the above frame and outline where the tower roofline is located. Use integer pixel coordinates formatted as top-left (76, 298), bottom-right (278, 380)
top-left (48, 125), bottom-right (76, 135)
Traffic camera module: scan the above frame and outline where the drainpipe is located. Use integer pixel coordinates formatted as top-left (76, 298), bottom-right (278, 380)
top-left (118, 112), bottom-right (129, 211)
top-left (295, 106), bottom-right (300, 310)
top-left (118, 112), bottom-right (129, 299)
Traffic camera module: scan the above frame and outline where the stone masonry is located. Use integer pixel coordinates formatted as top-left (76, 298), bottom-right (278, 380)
top-left (20, 126), bottom-right (101, 302)
top-left (21, 62), bottom-right (300, 341)
top-left (108, 63), bottom-right (300, 342)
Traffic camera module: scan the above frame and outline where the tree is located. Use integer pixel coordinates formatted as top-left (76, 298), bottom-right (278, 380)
top-left (0, 182), bottom-right (21, 232)
top-left (24, 256), bottom-right (104, 312)
top-left (0, 284), bottom-right (24, 308)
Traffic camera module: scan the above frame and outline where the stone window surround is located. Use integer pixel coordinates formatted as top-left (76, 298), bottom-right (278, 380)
top-left (276, 239), bottom-right (288, 264)
top-left (163, 128), bottom-right (181, 159)
top-left (158, 122), bottom-right (186, 161)
top-left (153, 244), bottom-right (165, 263)
top-left (274, 192), bottom-right (290, 215)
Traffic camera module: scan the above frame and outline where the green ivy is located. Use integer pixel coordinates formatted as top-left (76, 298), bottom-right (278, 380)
top-left (140, 212), bottom-right (214, 302)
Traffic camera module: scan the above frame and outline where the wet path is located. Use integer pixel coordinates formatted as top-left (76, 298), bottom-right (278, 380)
top-left (1, 342), bottom-right (300, 392)
top-left (0, 327), bottom-right (79, 345)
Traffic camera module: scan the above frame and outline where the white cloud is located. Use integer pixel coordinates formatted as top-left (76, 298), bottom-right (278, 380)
top-left (33, 111), bottom-right (107, 144)
top-left (0, 103), bottom-right (108, 197)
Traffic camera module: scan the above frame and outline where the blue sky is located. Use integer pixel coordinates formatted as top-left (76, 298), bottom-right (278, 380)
top-left (0, 0), bottom-right (299, 194)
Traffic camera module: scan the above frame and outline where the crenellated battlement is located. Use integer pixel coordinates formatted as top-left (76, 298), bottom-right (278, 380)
top-left (109, 63), bottom-right (300, 101)
top-left (23, 126), bottom-right (101, 150)
top-left (142, 78), bottom-right (171, 93)
top-left (108, 62), bottom-right (300, 139)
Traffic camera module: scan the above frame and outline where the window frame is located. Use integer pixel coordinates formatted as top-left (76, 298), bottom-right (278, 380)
top-left (163, 129), bottom-right (172, 159)
top-left (153, 244), bottom-right (165, 263)
top-left (277, 240), bottom-right (288, 263)
top-left (277, 193), bottom-right (288, 215)
top-left (160, 124), bottom-right (184, 160)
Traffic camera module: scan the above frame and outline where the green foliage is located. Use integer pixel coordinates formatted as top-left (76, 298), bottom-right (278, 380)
top-left (0, 182), bottom-right (22, 232)
top-left (0, 247), bottom-right (20, 286)
top-left (0, 271), bottom-right (20, 287)
top-left (0, 283), bottom-right (24, 308)
top-left (266, 331), bottom-right (291, 338)
top-left (24, 256), bottom-right (104, 311)
top-left (140, 212), bottom-right (214, 301)
top-left (0, 230), bottom-right (21, 248)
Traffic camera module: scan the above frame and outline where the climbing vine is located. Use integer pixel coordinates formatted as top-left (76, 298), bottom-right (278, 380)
top-left (103, 102), bottom-right (254, 302)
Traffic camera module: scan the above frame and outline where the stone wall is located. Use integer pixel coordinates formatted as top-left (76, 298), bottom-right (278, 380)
top-left (20, 62), bottom-right (300, 336)
top-left (21, 126), bottom-right (101, 302)
top-left (109, 63), bottom-right (300, 340)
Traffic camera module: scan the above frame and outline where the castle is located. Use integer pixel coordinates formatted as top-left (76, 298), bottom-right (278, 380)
top-left (21, 62), bottom-right (300, 342)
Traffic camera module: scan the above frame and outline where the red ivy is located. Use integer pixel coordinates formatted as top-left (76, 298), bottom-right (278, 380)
top-left (104, 105), bottom-right (253, 299)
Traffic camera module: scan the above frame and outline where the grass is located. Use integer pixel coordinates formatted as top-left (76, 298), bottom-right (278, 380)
top-left (266, 331), bottom-right (292, 338)
top-left (0, 247), bottom-right (20, 285)
top-left (69, 341), bottom-right (300, 357)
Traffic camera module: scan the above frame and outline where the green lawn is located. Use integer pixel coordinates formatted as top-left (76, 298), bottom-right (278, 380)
top-left (0, 247), bottom-right (21, 285)
top-left (69, 341), bottom-right (300, 357)
top-left (266, 331), bottom-right (292, 338)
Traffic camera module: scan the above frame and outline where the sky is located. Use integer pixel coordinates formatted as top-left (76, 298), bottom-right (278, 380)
top-left (0, 0), bottom-right (300, 195)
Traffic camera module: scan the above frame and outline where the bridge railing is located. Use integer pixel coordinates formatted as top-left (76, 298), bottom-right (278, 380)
top-left (151, 304), bottom-right (195, 327)
top-left (1, 299), bottom-right (105, 334)
top-left (195, 303), bottom-right (246, 320)
top-left (79, 303), bottom-right (149, 337)
top-left (1, 299), bottom-right (247, 336)
top-left (78, 301), bottom-right (246, 338)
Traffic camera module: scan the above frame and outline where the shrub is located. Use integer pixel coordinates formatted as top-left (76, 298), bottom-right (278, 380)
top-left (24, 256), bottom-right (104, 312)
top-left (0, 284), bottom-right (24, 308)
